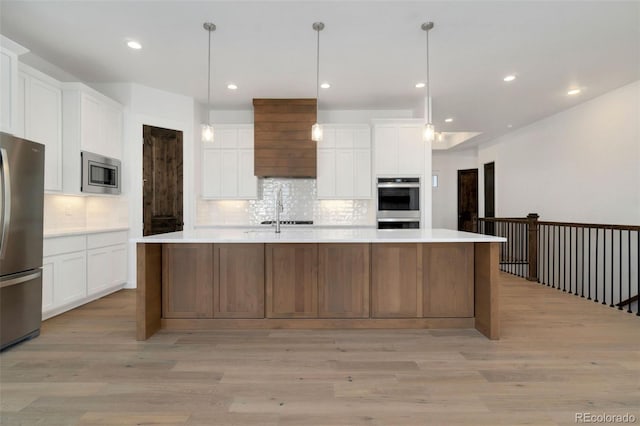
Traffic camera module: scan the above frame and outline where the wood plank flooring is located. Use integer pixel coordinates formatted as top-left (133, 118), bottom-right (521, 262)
top-left (1, 273), bottom-right (639, 425)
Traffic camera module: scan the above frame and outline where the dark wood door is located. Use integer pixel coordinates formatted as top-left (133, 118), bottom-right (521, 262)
top-left (457, 168), bottom-right (478, 232)
top-left (318, 244), bottom-right (370, 318)
top-left (143, 125), bottom-right (183, 236)
top-left (213, 244), bottom-right (265, 319)
top-left (483, 162), bottom-right (495, 235)
top-left (266, 244), bottom-right (318, 318)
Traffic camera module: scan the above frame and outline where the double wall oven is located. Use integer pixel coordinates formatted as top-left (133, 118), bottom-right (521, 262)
top-left (376, 177), bottom-right (421, 229)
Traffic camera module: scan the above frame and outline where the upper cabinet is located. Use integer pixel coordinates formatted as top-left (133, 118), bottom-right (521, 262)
top-left (373, 120), bottom-right (425, 175)
top-left (62, 83), bottom-right (123, 159)
top-left (17, 64), bottom-right (63, 192)
top-left (253, 98), bottom-right (317, 177)
top-left (62, 83), bottom-right (123, 194)
top-left (201, 124), bottom-right (258, 199)
top-left (0, 45), bottom-right (20, 135)
top-left (317, 124), bottom-right (372, 199)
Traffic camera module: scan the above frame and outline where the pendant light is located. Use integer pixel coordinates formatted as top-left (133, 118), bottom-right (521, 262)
top-left (311, 22), bottom-right (325, 142)
top-left (421, 22), bottom-right (435, 143)
top-left (201, 22), bottom-right (216, 143)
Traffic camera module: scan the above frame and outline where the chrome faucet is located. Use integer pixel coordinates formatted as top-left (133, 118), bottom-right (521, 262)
top-left (275, 186), bottom-right (283, 233)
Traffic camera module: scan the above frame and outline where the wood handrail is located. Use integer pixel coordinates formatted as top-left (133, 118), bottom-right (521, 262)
top-left (616, 295), bottom-right (639, 308)
top-left (478, 217), bottom-right (528, 223)
top-left (538, 221), bottom-right (640, 231)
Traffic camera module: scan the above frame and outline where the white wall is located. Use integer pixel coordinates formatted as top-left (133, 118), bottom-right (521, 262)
top-left (432, 150), bottom-right (478, 229)
top-left (478, 80), bottom-right (640, 225)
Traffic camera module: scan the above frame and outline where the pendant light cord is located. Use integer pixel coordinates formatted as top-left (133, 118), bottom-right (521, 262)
top-left (425, 26), bottom-right (430, 124)
top-left (207, 28), bottom-right (212, 122)
top-left (316, 26), bottom-right (320, 119)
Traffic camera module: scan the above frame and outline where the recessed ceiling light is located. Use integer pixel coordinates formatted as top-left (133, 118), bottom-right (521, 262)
top-left (507, 124), bottom-right (513, 128)
top-left (127, 40), bottom-right (142, 50)
top-left (503, 75), bottom-right (516, 82)
top-left (320, 82), bottom-right (331, 89)
top-left (444, 118), bottom-right (453, 123)
top-left (227, 83), bottom-right (238, 90)
top-left (567, 88), bottom-right (581, 95)
top-left (415, 82), bottom-right (426, 88)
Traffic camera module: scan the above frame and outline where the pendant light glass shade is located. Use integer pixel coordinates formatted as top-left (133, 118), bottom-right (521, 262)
top-left (423, 123), bottom-right (435, 143)
top-left (202, 22), bottom-right (216, 142)
top-left (311, 123), bottom-right (323, 142)
top-left (201, 124), bottom-right (214, 143)
top-left (421, 22), bottom-right (435, 143)
top-left (312, 22), bottom-right (325, 143)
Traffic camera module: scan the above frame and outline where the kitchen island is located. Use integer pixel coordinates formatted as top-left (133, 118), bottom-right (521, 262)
top-left (135, 228), bottom-right (505, 340)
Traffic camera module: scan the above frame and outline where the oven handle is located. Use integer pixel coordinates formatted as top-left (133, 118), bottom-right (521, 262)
top-left (377, 218), bottom-right (421, 223)
top-left (377, 182), bottom-right (420, 188)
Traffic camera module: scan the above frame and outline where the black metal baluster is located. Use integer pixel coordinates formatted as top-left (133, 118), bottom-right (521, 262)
top-left (552, 225), bottom-right (556, 289)
top-left (628, 230), bottom-right (632, 313)
top-left (594, 228), bottom-right (599, 303)
top-left (547, 225), bottom-right (550, 286)
top-left (569, 226), bottom-right (573, 294)
top-left (587, 227), bottom-right (591, 300)
top-left (618, 229), bottom-right (622, 309)
top-left (637, 230), bottom-right (639, 316)
top-left (581, 227), bottom-right (585, 298)
top-left (563, 226), bottom-right (567, 292)
top-left (607, 228), bottom-right (613, 306)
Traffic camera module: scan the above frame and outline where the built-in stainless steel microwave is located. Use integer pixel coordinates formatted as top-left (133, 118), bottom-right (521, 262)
top-left (81, 151), bottom-right (121, 195)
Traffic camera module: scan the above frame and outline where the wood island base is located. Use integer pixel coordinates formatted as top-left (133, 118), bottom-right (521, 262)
top-left (136, 241), bottom-right (500, 341)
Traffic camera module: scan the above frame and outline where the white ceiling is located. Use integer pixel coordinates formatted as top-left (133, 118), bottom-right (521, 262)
top-left (1, 1), bottom-right (639, 148)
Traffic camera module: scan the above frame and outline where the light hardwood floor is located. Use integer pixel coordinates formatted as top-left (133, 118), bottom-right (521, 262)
top-left (1, 273), bottom-right (639, 425)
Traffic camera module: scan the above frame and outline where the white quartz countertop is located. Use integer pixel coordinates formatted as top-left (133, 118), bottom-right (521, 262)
top-left (44, 227), bottom-right (129, 238)
top-left (133, 228), bottom-right (506, 244)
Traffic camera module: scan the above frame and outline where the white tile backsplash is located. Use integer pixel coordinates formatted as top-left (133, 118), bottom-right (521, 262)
top-left (44, 194), bottom-right (129, 233)
top-left (197, 178), bottom-right (375, 226)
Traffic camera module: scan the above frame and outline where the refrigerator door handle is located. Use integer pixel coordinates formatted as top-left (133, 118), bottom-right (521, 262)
top-left (0, 147), bottom-right (11, 259)
top-left (0, 270), bottom-right (42, 289)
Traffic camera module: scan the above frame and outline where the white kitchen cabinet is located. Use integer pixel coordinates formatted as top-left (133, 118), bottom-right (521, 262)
top-left (42, 230), bottom-right (128, 320)
top-left (201, 124), bottom-right (257, 199)
top-left (18, 64), bottom-right (63, 192)
top-left (0, 46), bottom-right (19, 134)
top-left (316, 124), bottom-right (372, 200)
top-left (373, 120), bottom-right (425, 175)
top-left (62, 83), bottom-right (123, 194)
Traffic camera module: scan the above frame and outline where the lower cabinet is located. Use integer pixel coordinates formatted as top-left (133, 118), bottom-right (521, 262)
top-left (42, 251), bottom-right (87, 311)
top-left (422, 243), bottom-right (474, 318)
top-left (42, 230), bottom-right (128, 320)
top-left (371, 244), bottom-right (420, 318)
top-left (162, 243), bottom-right (214, 318)
top-left (318, 244), bottom-right (370, 318)
top-left (155, 242), bottom-right (475, 321)
top-left (214, 244), bottom-right (265, 318)
top-left (266, 244), bottom-right (318, 318)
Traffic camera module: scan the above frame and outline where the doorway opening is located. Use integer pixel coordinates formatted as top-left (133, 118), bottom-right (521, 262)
top-left (457, 168), bottom-right (478, 232)
top-left (142, 125), bottom-right (183, 236)
top-left (484, 162), bottom-right (495, 235)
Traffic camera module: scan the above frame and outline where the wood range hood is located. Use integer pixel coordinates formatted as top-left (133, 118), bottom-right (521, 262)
top-left (253, 98), bottom-right (317, 178)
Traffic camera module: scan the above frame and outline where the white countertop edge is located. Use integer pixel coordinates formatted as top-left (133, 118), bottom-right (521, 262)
top-left (132, 228), bottom-right (506, 244)
top-left (44, 227), bottom-right (130, 239)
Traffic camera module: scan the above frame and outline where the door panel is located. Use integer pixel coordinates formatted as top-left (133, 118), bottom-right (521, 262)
top-left (318, 244), bottom-right (369, 318)
top-left (423, 243), bottom-right (474, 317)
top-left (142, 125), bottom-right (184, 236)
top-left (214, 244), bottom-right (264, 318)
top-left (458, 169), bottom-right (478, 232)
top-left (0, 134), bottom-right (44, 275)
top-left (162, 244), bottom-right (213, 318)
top-left (371, 244), bottom-right (419, 318)
top-left (266, 244), bottom-right (318, 318)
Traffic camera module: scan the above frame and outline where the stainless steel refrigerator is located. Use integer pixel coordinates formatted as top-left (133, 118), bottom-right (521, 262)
top-left (0, 132), bottom-right (44, 350)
